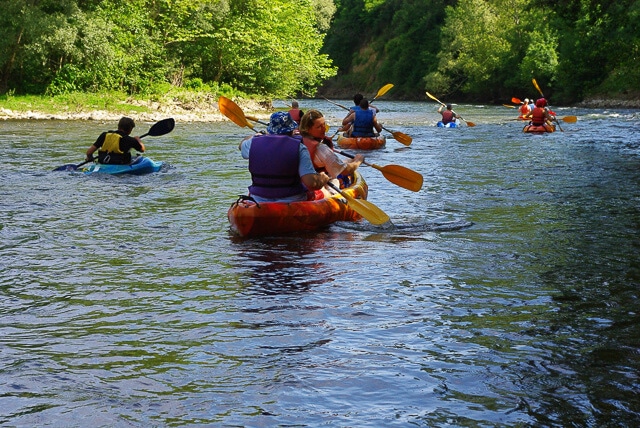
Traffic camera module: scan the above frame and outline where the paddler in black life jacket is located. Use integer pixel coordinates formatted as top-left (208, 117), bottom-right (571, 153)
top-left (86, 116), bottom-right (145, 165)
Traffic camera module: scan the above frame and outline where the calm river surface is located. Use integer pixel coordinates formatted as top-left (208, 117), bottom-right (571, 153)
top-left (2, 101), bottom-right (639, 427)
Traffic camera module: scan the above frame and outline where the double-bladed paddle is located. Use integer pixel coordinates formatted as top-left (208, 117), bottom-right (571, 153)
top-left (426, 91), bottom-right (476, 127)
top-left (217, 96), bottom-right (392, 226)
top-left (334, 149), bottom-right (423, 192)
top-left (53, 117), bottom-right (175, 171)
top-left (321, 97), bottom-right (412, 145)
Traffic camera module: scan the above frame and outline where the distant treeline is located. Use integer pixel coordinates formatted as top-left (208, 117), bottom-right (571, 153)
top-left (0, 0), bottom-right (337, 98)
top-left (1, 0), bottom-right (638, 104)
top-left (323, 0), bottom-right (640, 103)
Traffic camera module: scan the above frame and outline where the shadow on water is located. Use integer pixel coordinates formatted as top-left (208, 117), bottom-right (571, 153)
top-left (229, 233), bottom-right (340, 295)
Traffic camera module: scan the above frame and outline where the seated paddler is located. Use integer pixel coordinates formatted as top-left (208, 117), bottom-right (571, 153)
top-left (86, 116), bottom-right (145, 165)
top-left (299, 109), bottom-right (364, 191)
top-left (341, 98), bottom-right (382, 138)
top-left (239, 111), bottom-right (331, 203)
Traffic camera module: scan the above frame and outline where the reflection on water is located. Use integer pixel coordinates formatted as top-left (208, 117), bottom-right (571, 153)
top-left (1, 106), bottom-right (640, 426)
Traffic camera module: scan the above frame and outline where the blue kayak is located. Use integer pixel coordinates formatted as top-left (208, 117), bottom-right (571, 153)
top-left (437, 121), bottom-right (458, 128)
top-left (83, 156), bottom-right (163, 175)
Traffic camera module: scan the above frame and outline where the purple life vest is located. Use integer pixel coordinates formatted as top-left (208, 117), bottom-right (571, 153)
top-left (248, 134), bottom-right (306, 199)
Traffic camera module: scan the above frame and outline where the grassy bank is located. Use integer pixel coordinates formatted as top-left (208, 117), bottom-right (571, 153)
top-left (0, 89), bottom-right (271, 121)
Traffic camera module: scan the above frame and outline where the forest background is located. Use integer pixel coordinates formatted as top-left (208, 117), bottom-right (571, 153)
top-left (1, 0), bottom-right (639, 114)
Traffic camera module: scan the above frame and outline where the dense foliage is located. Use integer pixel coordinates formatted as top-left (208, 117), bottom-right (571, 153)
top-left (0, 0), bottom-right (336, 98)
top-left (324, 0), bottom-right (640, 103)
top-left (1, 0), bottom-right (638, 103)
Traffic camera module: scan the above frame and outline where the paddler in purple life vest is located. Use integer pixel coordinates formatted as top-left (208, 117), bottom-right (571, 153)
top-left (239, 111), bottom-right (331, 203)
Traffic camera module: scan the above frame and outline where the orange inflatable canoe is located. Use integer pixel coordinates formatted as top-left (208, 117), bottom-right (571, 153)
top-left (523, 123), bottom-right (555, 133)
top-left (336, 134), bottom-right (386, 150)
top-left (228, 172), bottom-right (368, 237)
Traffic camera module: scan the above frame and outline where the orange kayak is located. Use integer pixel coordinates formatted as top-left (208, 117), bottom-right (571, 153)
top-left (336, 134), bottom-right (386, 150)
top-left (228, 172), bottom-right (368, 237)
top-left (523, 123), bottom-right (555, 133)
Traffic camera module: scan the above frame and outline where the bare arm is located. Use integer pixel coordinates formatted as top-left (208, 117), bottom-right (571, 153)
top-left (301, 171), bottom-right (331, 190)
top-left (372, 116), bottom-right (383, 133)
top-left (342, 112), bottom-right (355, 126)
top-left (86, 145), bottom-right (98, 161)
top-left (341, 154), bottom-right (364, 176)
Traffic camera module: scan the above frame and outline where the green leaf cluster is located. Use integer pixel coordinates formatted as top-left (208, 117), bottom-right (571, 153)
top-left (323, 0), bottom-right (640, 103)
top-left (0, 0), bottom-right (337, 98)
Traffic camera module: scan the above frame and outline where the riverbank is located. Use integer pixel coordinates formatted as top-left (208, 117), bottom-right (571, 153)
top-left (0, 98), bottom-right (270, 123)
top-left (1, 94), bottom-right (638, 122)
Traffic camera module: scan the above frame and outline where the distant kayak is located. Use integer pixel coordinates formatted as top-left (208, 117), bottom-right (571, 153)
top-left (83, 156), bottom-right (163, 175)
top-left (336, 134), bottom-right (386, 150)
top-left (523, 123), bottom-right (555, 133)
top-left (437, 121), bottom-right (458, 128)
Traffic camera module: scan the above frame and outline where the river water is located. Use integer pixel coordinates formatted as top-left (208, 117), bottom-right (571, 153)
top-left (1, 101), bottom-right (639, 426)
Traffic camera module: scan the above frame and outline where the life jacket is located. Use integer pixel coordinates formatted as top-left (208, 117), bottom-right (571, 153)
top-left (519, 104), bottom-right (531, 116)
top-left (531, 107), bottom-right (547, 126)
top-left (248, 134), bottom-right (306, 199)
top-left (301, 136), bottom-right (332, 175)
top-left (441, 110), bottom-right (455, 124)
top-left (352, 107), bottom-right (375, 137)
top-left (288, 108), bottom-right (303, 122)
top-left (98, 131), bottom-right (131, 164)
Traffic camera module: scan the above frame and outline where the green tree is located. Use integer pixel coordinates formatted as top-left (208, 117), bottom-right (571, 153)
top-left (425, 0), bottom-right (515, 98)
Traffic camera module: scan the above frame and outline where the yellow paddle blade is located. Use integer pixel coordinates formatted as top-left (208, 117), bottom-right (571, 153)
top-left (218, 96), bottom-right (255, 131)
top-left (532, 78), bottom-right (544, 97)
top-left (392, 131), bottom-right (412, 145)
top-left (373, 83), bottom-right (394, 100)
top-left (561, 115), bottom-right (578, 123)
top-left (379, 125), bottom-right (411, 145)
top-left (426, 91), bottom-right (444, 105)
top-left (327, 182), bottom-right (390, 225)
top-left (371, 163), bottom-right (423, 192)
top-left (503, 104), bottom-right (516, 108)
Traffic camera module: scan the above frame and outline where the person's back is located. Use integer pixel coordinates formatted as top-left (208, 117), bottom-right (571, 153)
top-left (439, 104), bottom-right (457, 125)
top-left (288, 101), bottom-right (303, 123)
top-left (352, 99), bottom-right (376, 137)
top-left (531, 98), bottom-right (549, 126)
top-left (86, 116), bottom-right (144, 165)
top-left (248, 134), bottom-right (306, 199)
top-left (239, 111), bottom-right (330, 202)
top-left (519, 98), bottom-right (531, 117)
